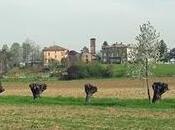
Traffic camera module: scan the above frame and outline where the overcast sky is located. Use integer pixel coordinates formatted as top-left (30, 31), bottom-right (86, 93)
top-left (0, 0), bottom-right (175, 51)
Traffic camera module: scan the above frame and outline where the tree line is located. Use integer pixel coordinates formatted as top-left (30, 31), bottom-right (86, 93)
top-left (0, 39), bottom-right (42, 74)
top-left (158, 39), bottom-right (175, 62)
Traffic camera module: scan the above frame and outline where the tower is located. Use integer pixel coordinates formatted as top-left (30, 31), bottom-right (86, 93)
top-left (90, 38), bottom-right (96, 55)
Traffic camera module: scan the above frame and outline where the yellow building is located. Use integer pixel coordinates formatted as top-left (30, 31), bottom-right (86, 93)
top-left (43, 45), bottom-right (68, 65)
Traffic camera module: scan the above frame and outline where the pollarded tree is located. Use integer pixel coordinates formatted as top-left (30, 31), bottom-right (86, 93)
top-left (128, 22), bottom-right (160, 103)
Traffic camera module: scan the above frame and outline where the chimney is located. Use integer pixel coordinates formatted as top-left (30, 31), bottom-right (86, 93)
top-left (90, 38), bottom-right (96, 55)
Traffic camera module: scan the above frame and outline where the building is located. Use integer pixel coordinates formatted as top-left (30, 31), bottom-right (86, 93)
top-left (90, 38), bottom-right (96, 55)
top-left (80, 38), bottom-right (97, 63)
top-left (81, 47), bottom-right (93, 63)
top-left (43, 45), bottom-right (68, 66)
top-left (101, 41), bottom-right (128, 64)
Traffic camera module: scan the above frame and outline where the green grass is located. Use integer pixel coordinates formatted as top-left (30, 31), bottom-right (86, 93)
top-left (2, 64), bottom-right (175, 82)
top-left (1, 96), bottom-right (175, 109)
top-left (111, 64), bottom-right (127, 77)
top-left (1, 96), bottom-right (175, 129)
top-left (153, 64), bottom-right (175, 76)
top-left (107, 64), bottom-right (175, 77)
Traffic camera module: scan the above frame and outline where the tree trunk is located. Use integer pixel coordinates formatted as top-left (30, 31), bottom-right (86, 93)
top-left (145, 58), bottom-right (151, 103)
top-left (146, 76), bottom-right (151, 103)
top-left (85, 95), bottom-right (90, 103)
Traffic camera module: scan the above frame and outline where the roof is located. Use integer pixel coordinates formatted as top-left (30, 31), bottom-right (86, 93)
top-left (68, 50), bottom-right (80, 55)
top-left (102, 42), bottom-right (127, 49)
top-left (43, 45), bottom-right (67, 51)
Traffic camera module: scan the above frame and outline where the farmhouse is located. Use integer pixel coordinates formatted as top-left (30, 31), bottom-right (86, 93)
top-left (43, 45), bottom-right (68, 66)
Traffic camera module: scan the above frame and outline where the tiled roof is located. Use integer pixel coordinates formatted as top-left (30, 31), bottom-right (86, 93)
top-left (43, 45), bottom-right (67, 51)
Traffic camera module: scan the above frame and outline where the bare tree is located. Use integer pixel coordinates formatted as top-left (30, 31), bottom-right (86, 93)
top-left (22, 39), bottom-right (42, 67)
top-left (22, 39), bottom-right (32, 64)
top-left (128, 22), bottom-right (160, 103)
top-left (10, 42), bottom-right (23, 67)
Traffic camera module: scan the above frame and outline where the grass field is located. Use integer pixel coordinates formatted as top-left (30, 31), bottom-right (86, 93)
top-left (1, 77), bottom-right (175, 129)
top-left (3, 64), bottom-right (175, 82)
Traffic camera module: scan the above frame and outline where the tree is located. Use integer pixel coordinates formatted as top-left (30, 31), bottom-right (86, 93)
top-left (10, 42), bottom-right (23, 67)
top-left (22, 40), bottom-right (32, 64)
top-left (22, 39), bottom-right (42, 67)
top-left (0, 44), bottom-right (11, 74)
top-left (30, 44), bottom-right (42, 66)
top-left (158, 40), bottom-right (168, 62)
top-left (128, 22), bottom-right (160, 103)
top-left (2, 44), bottom-right (9, 52)
top-left (169, 48), bottom-right (175, 59)
top-left (103, 41), bottom-right (108, 46)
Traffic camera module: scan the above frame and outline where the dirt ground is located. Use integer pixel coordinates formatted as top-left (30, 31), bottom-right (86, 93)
top-left (2, 77), bottom-right (175, 99)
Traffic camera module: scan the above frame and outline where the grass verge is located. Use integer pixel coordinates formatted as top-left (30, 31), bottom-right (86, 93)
top-left (0, 96), bottom-right (175, 109)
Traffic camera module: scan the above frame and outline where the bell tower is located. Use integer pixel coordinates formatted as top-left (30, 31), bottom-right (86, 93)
top-left (90, 38), bottom-right (96, 55)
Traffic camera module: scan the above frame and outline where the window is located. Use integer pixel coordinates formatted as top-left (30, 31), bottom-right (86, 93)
top-left (55, 55), bottom-right (57, 58)
top-left (48, 52), bottom-right (50, 56)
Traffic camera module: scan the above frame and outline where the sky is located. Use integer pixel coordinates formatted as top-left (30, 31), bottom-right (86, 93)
top-left (0, 0), bottom-right (175, 51)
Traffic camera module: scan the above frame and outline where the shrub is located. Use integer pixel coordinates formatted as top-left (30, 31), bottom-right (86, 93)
top-left (60, 63), bottom-right (114, 80)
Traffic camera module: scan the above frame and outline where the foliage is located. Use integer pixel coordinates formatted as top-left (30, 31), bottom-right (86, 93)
top-left (9, 42), bottom-right (23, 67)
top-left (60, 63), bottom-right (114, 80)
top-left (22, 39), bottom-right (42, 65)
top-left (48, 59), bottom-right (65, 77)
top-left (158, 40), bottom-right (168, 62)
top-left (128, 21), bottom-right (160, 102)
top-left (22, 40), bottom-right (32, 63)
top-left (169, 48), bottom-right (175, 59)
top-left (0, 39), bottom-right (42, 76)
top-left (1, 63), bottom-right (175, 81)
top-left (0, 45), bottom-right (11, 74)
top-left (2, 44), bottom-right (9, 51)
top-left (128, 22), bottom-right (160, 78)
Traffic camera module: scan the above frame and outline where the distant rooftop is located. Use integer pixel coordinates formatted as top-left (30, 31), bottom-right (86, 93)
top-left (67, 50), bottom-right (80, 55)
top-left (43, 45), bottom-right (67, 51)
top-left (102, 42), bottom-right (127, 48)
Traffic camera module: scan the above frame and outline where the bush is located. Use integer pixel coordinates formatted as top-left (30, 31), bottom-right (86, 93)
top-left (60, 63), bottom-right (114, 80)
